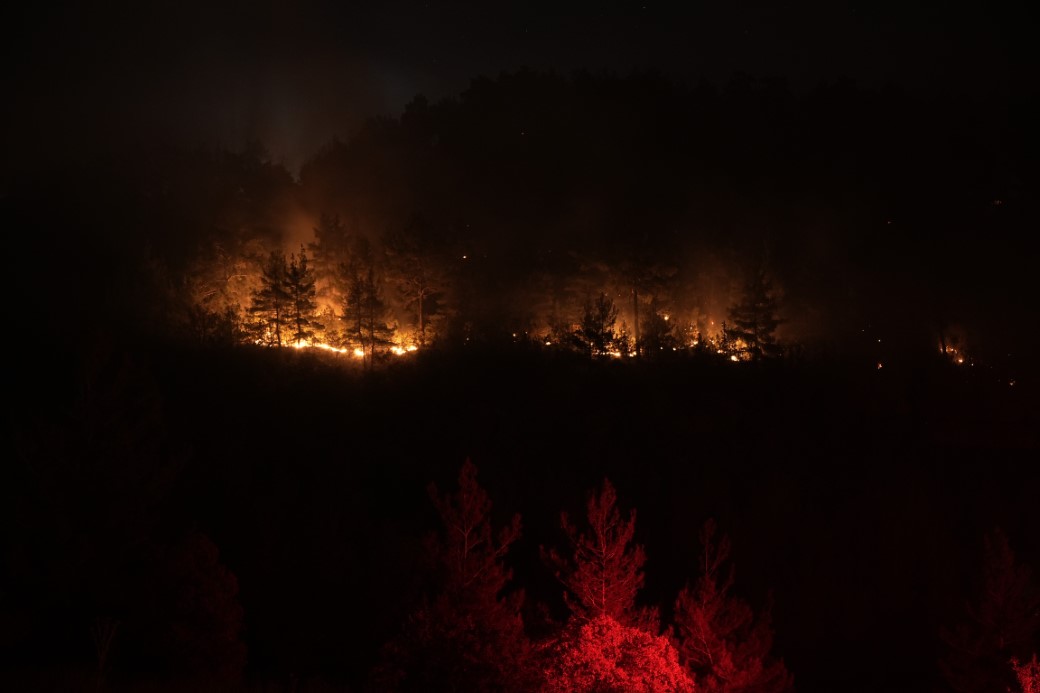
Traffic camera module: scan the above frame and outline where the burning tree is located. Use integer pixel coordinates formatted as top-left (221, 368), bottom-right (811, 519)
top-left (726, 268), bottom-right (782, 360)
top-left (373, 459), bottom-right (532, 692)
top-left (543, 478), bottom-right (656, 630)
top-left (340, 238), bottom-right (395, 363)
top-left (385, 214), bottom-right (450, 346)
top-left (673, 519), bottom-right (793, 692)
top-left (284, 246), bottom-right (323, 345)
top-left (576, 292), bottom-right (619, 356)
top-left (248, 249), bottom-right (291, 346)
top-left (639, 297), bottom-right (678, 356)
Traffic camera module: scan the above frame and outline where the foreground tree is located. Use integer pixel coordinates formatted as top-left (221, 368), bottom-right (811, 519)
top-left (673, 519), bottom-right (793, 692)
top-left (373, 459), bottom-right (532, 692)
top-left (940, 528), bottom-right (1040, 693)
top-left (543, 478), bottom-right (654, 629)
top-left (1013, 654), bottom-right (1040, 693)
top-left (543, 614), bottom-right (694, 692)
top-left (133, 532), bottom-right (247, 684)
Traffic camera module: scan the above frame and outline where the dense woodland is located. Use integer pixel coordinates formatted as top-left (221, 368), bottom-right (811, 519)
top-left (4, 70), bottom-right (1039, 691)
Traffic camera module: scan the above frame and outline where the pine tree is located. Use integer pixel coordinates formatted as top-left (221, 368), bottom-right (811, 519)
top-left (341, 239), bottom-right (395, 364)
top-left (309, 213), bottom-right (353, 321)
top-left (576, 292), bottom-right (619, 357)
top-left (248, 249), bottom-right (290, 346)
top-left (134, 532), bottom-right (247, 684)
top-left (726, 268), bottom-right (782, 360)
top-left (386, 214), bottom-right (449, 347)
top-left (940, 528), bottom-right (1040, 693)
top-left (673, 519), bottom-right (793, 692)
top-left (283, 246), bottom-right (323, 345)
top-left (543, 478), bottom-right (653, 629)
top-left (374, 459), bottom-right (532, 692)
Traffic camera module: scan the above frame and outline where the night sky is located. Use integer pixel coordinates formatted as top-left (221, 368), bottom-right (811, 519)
top-left (4, 2), bottom-right (1040, 692)
top-left (7, 1), bottom-right (1032, 173)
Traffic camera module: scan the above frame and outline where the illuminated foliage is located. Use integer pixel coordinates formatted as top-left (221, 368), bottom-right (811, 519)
top-left (673, 519), bottom-right (793, 692)
top-left (1013, 654), bottom-right (1040, 693)
top-left (940, 528), bottom-right (1040, 693)
top-left (374, 459), bottom-right (532, 692)
top-left (543, 478), bottom-right (653, 628)
top-left (543, 614), bottom-right (694, 693)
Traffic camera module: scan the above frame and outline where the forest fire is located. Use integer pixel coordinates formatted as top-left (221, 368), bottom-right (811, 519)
top-left (8, 4), bottom-right (1037, 688)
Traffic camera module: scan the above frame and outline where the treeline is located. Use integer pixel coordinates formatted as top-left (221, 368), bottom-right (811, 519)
top-left (10, 69), bottom-right (1034, 366)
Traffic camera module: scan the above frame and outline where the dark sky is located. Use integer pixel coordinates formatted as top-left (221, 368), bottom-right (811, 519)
top-left (7, 0), bottom-right (1030, 175)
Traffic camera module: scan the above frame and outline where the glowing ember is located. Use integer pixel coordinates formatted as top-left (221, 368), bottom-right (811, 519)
top-left (730, 354), bottom-right (739, 362)
top-left (353, 348), bottom-right (365, 358)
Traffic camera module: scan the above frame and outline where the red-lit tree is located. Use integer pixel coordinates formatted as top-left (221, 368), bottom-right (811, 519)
top-left (543, 614), bottom-right (694, 692)
top-left (673, 519), bottom-right (793, 692)
top-left (1013, 654), bottom-right (1040, 693)
top-left (373, 459), bottom-right (532, 692)
top-left (940, 528), bottom-right (1040, 693)
top-left (543, 478), bottom-right (655, 629)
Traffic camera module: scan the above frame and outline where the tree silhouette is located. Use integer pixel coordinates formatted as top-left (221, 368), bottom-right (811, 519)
top-left (341, 239), bottom-right (395, 364)
top-left (284, 246), bottom-right (323, 345)
top-left (373, 459), bottom-right (532, 692)
top-left (248, 249), bottom-right (291, 346)
top-left (543, 478), bottom-right (653, 629)
top-left (638, 297), bottom-right (678, 356)
top-left (726, 269), bottom-right (782, 360)
top-left (673, 519), bottom-right (793, 692)
top-left (940, 528), bottom-right (1040, 693)
top-left (133, 532), bottom-right (247, 684)
top-left (576, 292), bottom-right (619, 357)
top-left (385, 214), bottom-right (449, 346)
